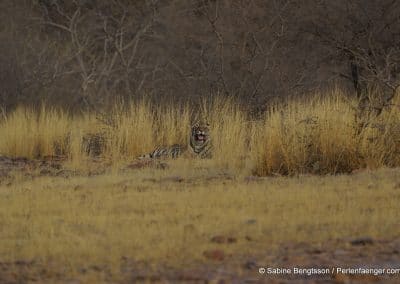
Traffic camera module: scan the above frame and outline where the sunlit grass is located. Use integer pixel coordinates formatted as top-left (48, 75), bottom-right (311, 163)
top-left (0, 89), bottom-right (399, 175)
top-left (1, 166), bottom-right (400, 281)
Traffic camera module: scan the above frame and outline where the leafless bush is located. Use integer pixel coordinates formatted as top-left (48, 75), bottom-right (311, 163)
top-left (300, 0), bottom-right (400, 120)
top-left (1, 1), bottom-right (399, 115)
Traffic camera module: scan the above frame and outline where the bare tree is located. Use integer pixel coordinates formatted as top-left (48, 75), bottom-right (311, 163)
top-left (34, 0), bottom-right (161, 110)
top-left (301, 0), bottom-right (400, 118)
top-left (2, 0), bottom-right (399, 115)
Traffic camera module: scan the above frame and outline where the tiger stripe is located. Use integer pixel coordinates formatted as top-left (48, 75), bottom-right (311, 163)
top-left (139, 122), bottom-right (211, 160)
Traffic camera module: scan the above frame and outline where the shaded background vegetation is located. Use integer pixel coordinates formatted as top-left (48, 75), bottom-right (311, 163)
top-left (1, 0), bottom-right (400, 113)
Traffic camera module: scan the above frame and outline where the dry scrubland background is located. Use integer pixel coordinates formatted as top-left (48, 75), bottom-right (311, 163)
top-left (1, 1), bottom-right (399, 176)
top-left (1, 1), bottom-right (400, 111)
top-left (0, 90), bottom-right (400, 175)
top-left (1, 2), bottom-right (400, 282)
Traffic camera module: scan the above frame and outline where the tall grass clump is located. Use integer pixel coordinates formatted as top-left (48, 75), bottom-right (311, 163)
top-left (201, 96), bottom-right (254, 171)
top-left (356, 92), bottom-right (400, 169)
top-left (253, 90), bottom-right (400, 175)
top-left (102, 101), bottom-right (155, 162)
top-left (0, 106), bottom-right (72, 158)
top-left (154, 103), bottom-right (191, 147)
top-left (100, 101), bottom-right (190, 164)
top-left (67, 113), bottom-right (101, 169)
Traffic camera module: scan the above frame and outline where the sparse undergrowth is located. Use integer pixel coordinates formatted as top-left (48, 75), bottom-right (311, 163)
top-left (0, 89), bottom-right (399, 175)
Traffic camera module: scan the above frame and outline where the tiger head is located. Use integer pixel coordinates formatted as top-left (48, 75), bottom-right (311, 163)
top-left (190, 122), bottom-right (211, 154)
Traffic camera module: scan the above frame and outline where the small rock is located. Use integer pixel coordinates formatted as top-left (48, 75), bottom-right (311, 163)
top-left (243, 260), bottom-right (257, 270)
top-left (203, 249), bottom-right (225, 261)
top-left (210, 236), bottom-right (226, 243)
top-left (245, 235), bottom-right (253, 241)
top-left (349, 237), bottom-right (374, 246)
top-left (89, 265), bottom-right (102, 271)
top-left (210, 235), bottom-right (237, 244)
top-left (161, 176), bottom-right (184, 183)
top-left (308, 248), bottom-right (323, 254)
top-left (226, 237), bottom-right (236, 243)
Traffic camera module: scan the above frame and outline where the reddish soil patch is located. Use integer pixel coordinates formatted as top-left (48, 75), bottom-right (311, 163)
top-left (1, 238), bottom-right (399, 283)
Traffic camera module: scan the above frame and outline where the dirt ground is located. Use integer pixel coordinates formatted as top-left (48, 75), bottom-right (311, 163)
top-left (1, 238), bottom-right (400, 283)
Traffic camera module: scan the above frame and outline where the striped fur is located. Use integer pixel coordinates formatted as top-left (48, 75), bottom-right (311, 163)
top-left (140, 123), bottom-right (211, 159)
top-left (149, 144), bottom-right (183, 159)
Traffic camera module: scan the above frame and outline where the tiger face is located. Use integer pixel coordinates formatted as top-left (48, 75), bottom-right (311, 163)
top-left (190, 122), bottom-right (211, 156)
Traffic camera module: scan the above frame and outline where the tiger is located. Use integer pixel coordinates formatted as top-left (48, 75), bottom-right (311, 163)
top-left (139, 122), bottom-right (212, 159)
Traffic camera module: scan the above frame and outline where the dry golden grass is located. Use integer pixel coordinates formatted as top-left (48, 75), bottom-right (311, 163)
top-left (1, 90), bottom-right (400, 282)
top-left (0, 89), bottom-right (399, 175)
top-left (1, 165), bottom-right (400, 281)
top-left (254, 89), bottom-right (400, 175)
